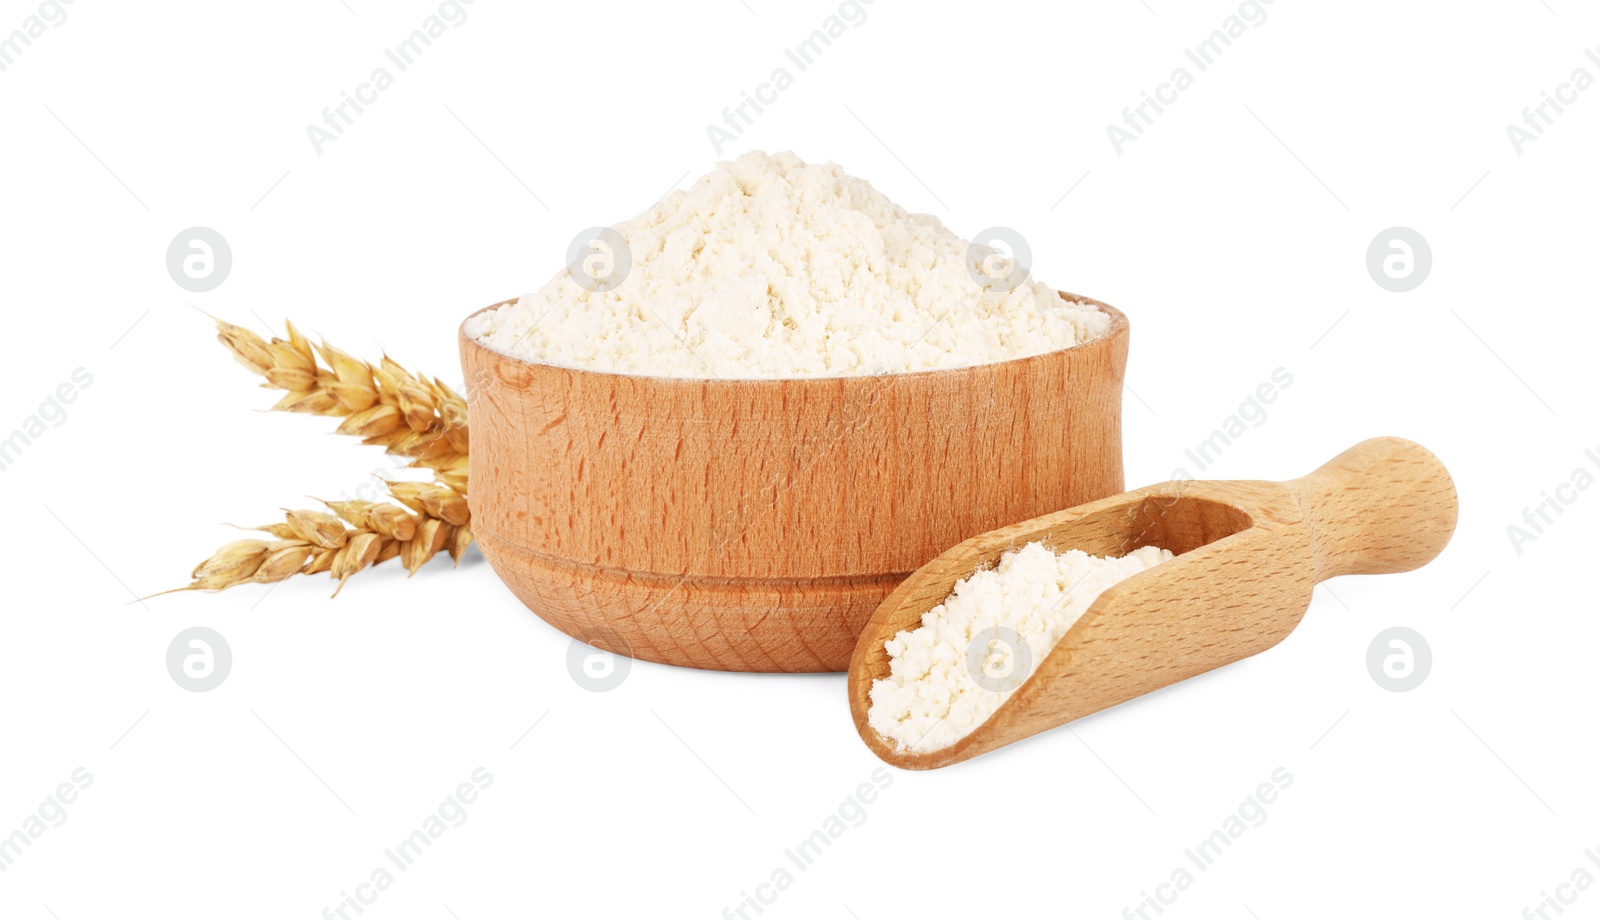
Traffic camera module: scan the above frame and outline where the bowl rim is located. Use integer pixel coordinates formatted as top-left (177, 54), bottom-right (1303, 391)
top-left (458, 290), bottom-right (1128, 386)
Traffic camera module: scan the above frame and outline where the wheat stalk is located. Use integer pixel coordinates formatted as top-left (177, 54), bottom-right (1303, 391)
top-left (164, 497), bottom-right (473, 597)
top-left (213, 316), bottom-right (470, 494)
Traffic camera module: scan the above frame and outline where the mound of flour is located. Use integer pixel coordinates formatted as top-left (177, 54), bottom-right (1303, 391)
top-left (466, 151), bottom-right (1109, 378)
top-left (867, 542), bottom-right (1172, 753)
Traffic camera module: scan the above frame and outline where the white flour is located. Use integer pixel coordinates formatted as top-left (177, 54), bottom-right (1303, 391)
top-left (867, 542), bottom-right (1172, 752)
top-left (466, 151), bottom-right (1110, 378)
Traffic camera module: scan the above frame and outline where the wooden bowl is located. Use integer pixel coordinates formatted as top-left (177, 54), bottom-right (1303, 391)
top-left (458, 293), bottom-right (1130, 672)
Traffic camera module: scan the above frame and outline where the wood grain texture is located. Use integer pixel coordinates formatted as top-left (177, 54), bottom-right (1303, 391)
top-left (847, 437), bottom-right (1459, 769)
top-left (458, 293), bottom-right (1131, 672)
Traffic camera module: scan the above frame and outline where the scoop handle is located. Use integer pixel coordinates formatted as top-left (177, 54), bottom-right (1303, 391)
top-left (1287, 437), bottom-right (1459, 582)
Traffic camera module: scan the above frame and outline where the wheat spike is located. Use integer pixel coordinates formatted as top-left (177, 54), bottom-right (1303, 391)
top-left (212, 317), bottom-right (470, 489)
top-left (167, 491), bottom-right (465, 597)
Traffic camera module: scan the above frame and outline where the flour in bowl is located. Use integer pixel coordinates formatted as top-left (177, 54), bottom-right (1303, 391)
top-left (466, 150), bottom-right (1110, 378)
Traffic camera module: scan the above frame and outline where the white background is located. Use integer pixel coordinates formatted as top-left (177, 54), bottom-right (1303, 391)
top-left (2, 1), bottom-right (1596, 918)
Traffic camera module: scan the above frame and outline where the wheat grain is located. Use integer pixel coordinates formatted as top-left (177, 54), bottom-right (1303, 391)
top-left (330, 532), bottom-right (383, 595)
top-left (256, 541), bottom-right (315, 583)
top-left (283, 509), bottom-right (348, 549)
top-left (384, 481), bottom-right (471, 527)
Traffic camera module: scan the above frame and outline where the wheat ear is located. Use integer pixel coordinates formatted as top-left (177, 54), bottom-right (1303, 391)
top-left (213, 316), bottom-right (469, 494)
top-left (161, 498), bottom-right (473, 598)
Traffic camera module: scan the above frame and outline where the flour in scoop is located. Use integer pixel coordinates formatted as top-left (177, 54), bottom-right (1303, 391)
top-left (867, 542), bottom-right (1172, 753)
top-left (466, 150), bottom-right (1110, 378)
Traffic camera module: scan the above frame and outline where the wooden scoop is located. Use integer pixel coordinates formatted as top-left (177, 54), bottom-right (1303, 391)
top-left (846, 437), bottom-right (1458, 770)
